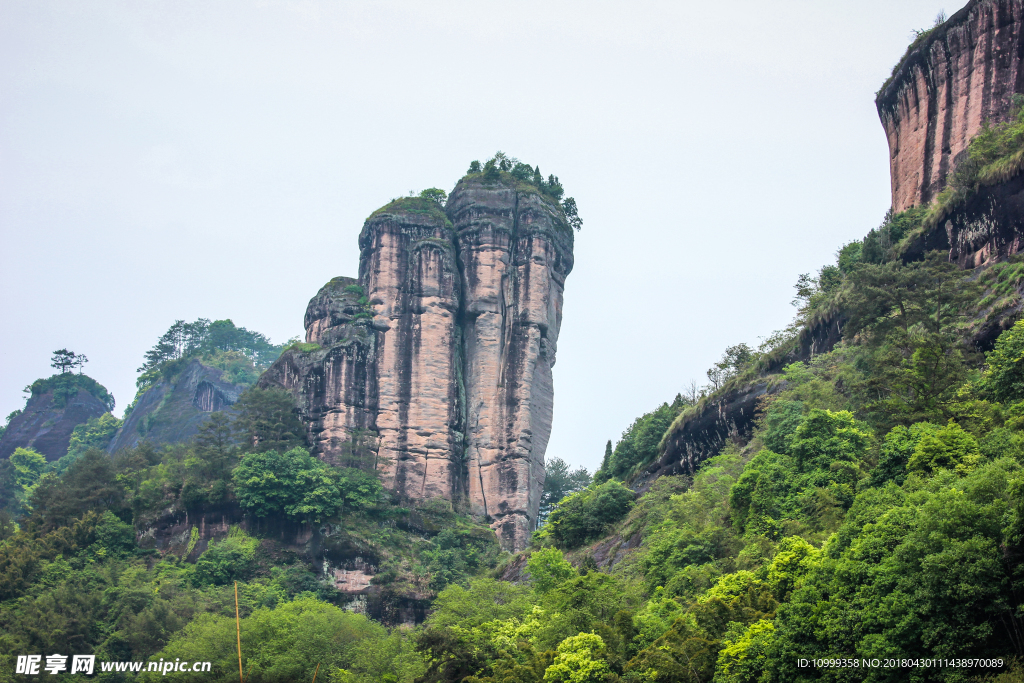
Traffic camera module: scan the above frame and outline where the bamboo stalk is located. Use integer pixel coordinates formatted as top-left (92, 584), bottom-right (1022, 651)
top-left (311, 662), bottom-right (320, 683)
top-left (235, 582), bottom-right (243, 683)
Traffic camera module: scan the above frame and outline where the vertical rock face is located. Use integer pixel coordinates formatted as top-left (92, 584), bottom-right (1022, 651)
top-left (261, 178), bottom-right (574, 550)
top-left (357, 201), bottom-right (464, 500)
top-left (262, 277), bottom-right (379, 467)
top-left (449, 178), bottom-right (573, 550)
top-left (877, 0), bottom-right (1024, 213)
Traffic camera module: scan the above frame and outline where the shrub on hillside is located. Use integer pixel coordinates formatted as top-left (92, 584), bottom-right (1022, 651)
top-left (541, 480), bottom-right (635, 549)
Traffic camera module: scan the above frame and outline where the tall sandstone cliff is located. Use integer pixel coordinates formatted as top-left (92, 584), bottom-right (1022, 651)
top-left (877, 0), bottom-right (1024, 212)
top-left (647, 0), bottom-right (1024, 489)
top-left (261, 175), bottom-right (574, 550)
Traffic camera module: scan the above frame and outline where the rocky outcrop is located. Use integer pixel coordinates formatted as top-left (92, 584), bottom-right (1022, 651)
top-left (635, 381), bottom-right (778, 492)
top-left (877, 0), bottom-right (1024, 213)
top-left (109, 359), bottom-right (247, 452)
top-left (359, 204), bottom-right (465, 501)
top-left (264, 277), bottom-right (380, 467)
top-left (0, 383), bottom-right (110, 461)
top-left (897, 169), bottom-right (1024, 266)
top-left (652, 0), bottom-right (1024, 495)
top-left (451, 180), bottom-right (573, 550)
top-left (261, 176), bottom-right (574, 550)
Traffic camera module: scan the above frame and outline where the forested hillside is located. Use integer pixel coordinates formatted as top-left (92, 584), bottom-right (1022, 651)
top-left (8, 9), bottom-right (1024, 675)
top-left (3, 146), bottom-right (1024, 682)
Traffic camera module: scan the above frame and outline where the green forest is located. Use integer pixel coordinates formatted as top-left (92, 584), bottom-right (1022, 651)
top-left (3, 193), bottom-right (1024, 681)
top-left (4, 113), bottom-right (1024, 683)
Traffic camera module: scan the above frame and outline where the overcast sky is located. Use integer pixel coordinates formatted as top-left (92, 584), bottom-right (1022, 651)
top-left (1, 0), bottom-right (950, 472)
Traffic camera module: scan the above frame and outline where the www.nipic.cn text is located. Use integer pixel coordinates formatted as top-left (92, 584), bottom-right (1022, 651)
top-left (16, 655), bottom-right (213, 675)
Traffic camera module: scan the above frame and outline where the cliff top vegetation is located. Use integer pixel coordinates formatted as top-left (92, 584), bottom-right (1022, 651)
top-left (26, 373), bottom-right (115, 412)
top-left (876, 9), bottom-right (951, 101)
top-left (461, 151), bottom-right (582, 232)
top-left (366, 195), bottom-right (453, 229)
top-left (367, 152), bottom-right (583, 237)
top-left (124, 318), bottom-right (284, 419)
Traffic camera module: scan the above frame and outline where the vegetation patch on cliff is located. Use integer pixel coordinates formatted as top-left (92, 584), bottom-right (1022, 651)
top-left (917, 94), bottom-right (1024, 234)
top-left (462, 151), bottom-right (582, 234)
top-left (367, 195), bottom-right (453, 230)
top-left (27, 372), bottom-right (115, 412)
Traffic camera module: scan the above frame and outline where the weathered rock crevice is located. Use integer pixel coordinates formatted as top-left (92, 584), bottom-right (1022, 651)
top-left (108, 359), bottom-right (247, 453)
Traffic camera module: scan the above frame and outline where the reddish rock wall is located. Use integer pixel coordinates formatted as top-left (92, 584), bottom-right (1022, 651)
top-left (449, 179), bottom-right (573, 550)
top-left (261, 180), bottom-right (574, 551)
top-left (261, 277), bottom-right (379, 466)
top-left (357, 204), bottom-right (464, 501)
top-left (877, 0), bottom-right (1024, 212)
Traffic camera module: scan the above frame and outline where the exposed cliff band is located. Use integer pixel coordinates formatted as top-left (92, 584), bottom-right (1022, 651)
top-left (877, 0), bottom-right (1024, 212)
top-left (261, 172), bottom-right (575, 550)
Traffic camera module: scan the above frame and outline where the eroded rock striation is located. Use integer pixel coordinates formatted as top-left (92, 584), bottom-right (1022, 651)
top-left (261, 175), bottom-right (574, 550)
top-left (877, 0), bottom-right (1024, 212)
top-left (108, 359), bottom-right (247, 452)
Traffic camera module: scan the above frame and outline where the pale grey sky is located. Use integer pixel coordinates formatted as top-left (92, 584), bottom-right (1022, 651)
top-left (1, 0), bottom-right (948, 472)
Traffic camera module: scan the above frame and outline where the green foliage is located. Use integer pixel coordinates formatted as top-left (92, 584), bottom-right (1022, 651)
top-left (845, 251), bottom-right (980, 344)
top-left (368, 196), bottom-right (452, 228)
top-left (869, 422), bottom-right (939, 487)
top-left (598, 401), bottom-right (684, 481)
top-left (27, 372), bottom-right (115, 411)
top-left (713, 619), bottom-right (775, 683)
top-left (984, 319), bottom-right (1024, 403)
top-left (907, 419), bottom-right (982, 474)
top-left (415, 579), bottom-right (535, 683)
top-left (139, 318), bottom-right (283, 375)
top-left (419, 187), bottom-right (448, 206)
top-left (540, 458), bottom-right (591, 522)
top-left (201, 349), bottom-right (265, 385)
top-left (859, 206), bottom-right (929, 264)
top-left (561, 197), bottom-right (582, 232)
top-left (540, 481), bottom-right (635, 549)
top-left (730, 410), bottom-right (870, 536)
top-left (56, 412), bottom-right (122, 473)
top-left (543, 632), bottom-right (609, 683)
top-left (9, 447), bottom-right (46, 491)
top-left (421, 528), bottom-right (499, 592)
top-left (233, 447), bottom-right (343, 523)
top-left (142, 596), bottom-right (387, 683)
top-left (93, 509), bottom-right (136, 558)
top-left (527, 547), bottom-right (576, 594)
top-left (0, 511), bottom-right (100, 601)
top-left (837, 241), bottom-right (862, 273)
top-left (839, 251), bottom-right (982, 429)
top-left (283, 340), bottom-right (322, 354)
top-left (465, 152), bottom-right (579, 232)
top-left (191, 527), bottom-right (259, 586)
top-left (764, 459), bottom-right (1020, 678)
top-left (50, 348), bottom-right (87, 374)
top-left (194, 411), bottom-right (239, 480)
top-left (124, 318), bottom-right (284, 417)
top-left (233, 386), bottom-right (306, 453)
top-left (760, 399), bottom-right (804, 454)
top-left (9, 152), bottom-right (1024, 683)
top-left (27, 449), bottom-right (128, 533)
top-left (924, 95), bottom-right (1024, 226)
